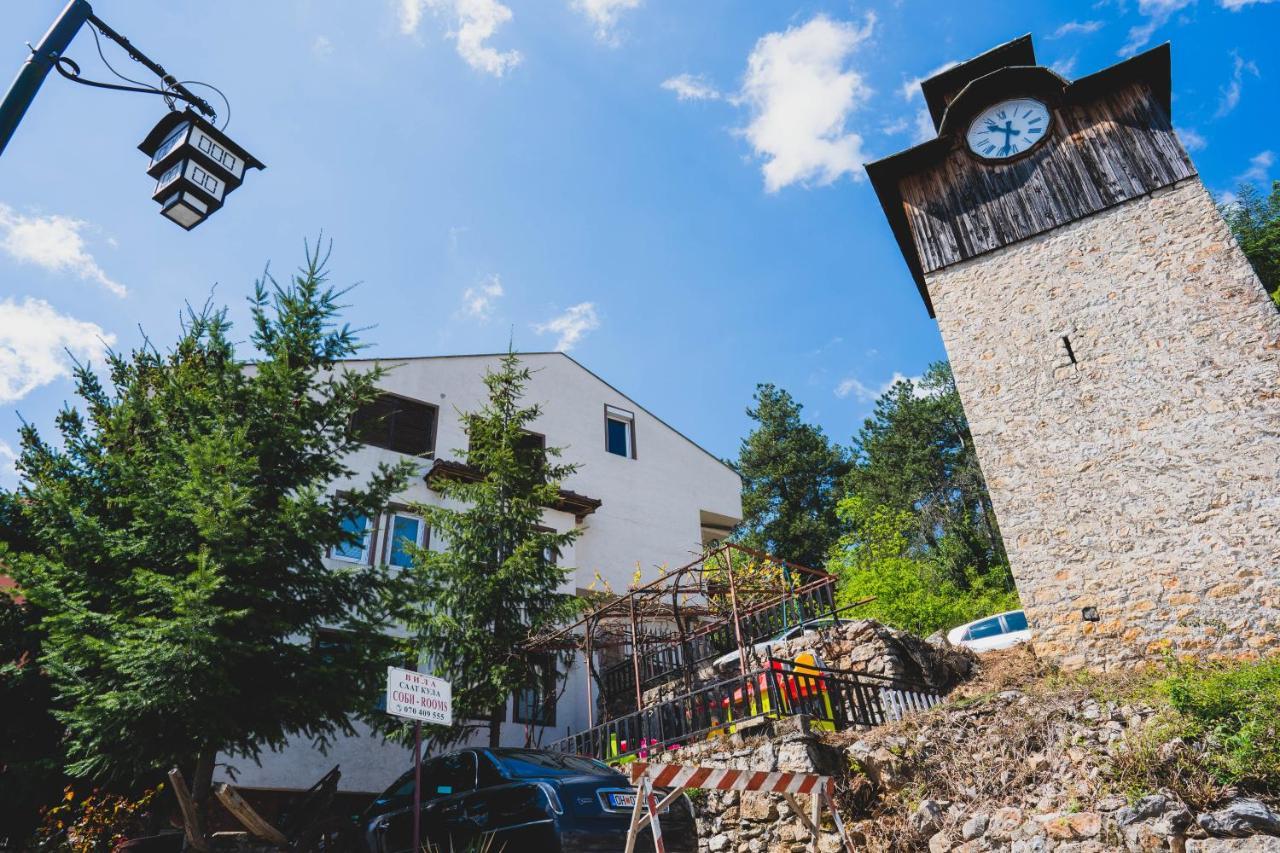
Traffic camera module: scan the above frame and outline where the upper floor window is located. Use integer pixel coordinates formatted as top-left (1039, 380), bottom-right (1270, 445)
top-left (604, 405), bottom-right (635, 459)
top-left (353, 393), bottom-right (437, 456)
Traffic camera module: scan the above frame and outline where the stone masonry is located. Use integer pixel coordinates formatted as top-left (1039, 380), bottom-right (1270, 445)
top-left (929, 177), bottom-right (1280, 668)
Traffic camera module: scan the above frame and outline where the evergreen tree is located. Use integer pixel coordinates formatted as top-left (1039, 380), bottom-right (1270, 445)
top-left (2, 246), bottom-right (414, 843)
top-left (399, 352), bottom-right (580, 749)
top-left (845, 362), bottom-right (1007, 585)
top-left (1220, 180), bottom-right (1280, 309)
top-left (733, 385), bottom-right (849, 569)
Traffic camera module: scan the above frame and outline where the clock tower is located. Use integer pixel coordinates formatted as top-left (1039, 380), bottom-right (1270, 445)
top-left (867, 36), bottom-right (1280, 669)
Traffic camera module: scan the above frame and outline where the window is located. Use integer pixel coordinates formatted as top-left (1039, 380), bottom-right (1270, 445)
top-left (427, 751), bottom-right (476, 798)
top-left (1002, 611), bottom-right (1029, 632)
top-left (604, 405), bottom-right (635, 458)
top-left (385, 513), bottom-right (426, 569)
top-left (312, 628), bottom-right (355, 664)
top-left (353, 393), bottom-right (438, 456)
top-left (512, 654), bottom-right (557, 727)
top-left (332, 513), bottom-right (370, 563)
top-left (965, 617), bottom-right (1005, 641)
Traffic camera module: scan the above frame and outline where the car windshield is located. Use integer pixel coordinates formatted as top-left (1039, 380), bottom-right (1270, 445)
top-left (493, 750), bottom-right (615, 779)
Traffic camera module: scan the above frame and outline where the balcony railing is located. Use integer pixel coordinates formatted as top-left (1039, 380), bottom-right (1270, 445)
top-left (552, 655), bottom-right (943, 764)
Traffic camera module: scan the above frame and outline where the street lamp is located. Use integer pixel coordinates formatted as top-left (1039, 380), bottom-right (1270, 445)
top-left (138, 109), bottom-right (263, 230)
top-left (0, 1), bottom-right (263, 231)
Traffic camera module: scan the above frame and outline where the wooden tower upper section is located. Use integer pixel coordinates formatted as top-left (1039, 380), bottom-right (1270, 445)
top-left (866, 35), bottom-right (1196, 316)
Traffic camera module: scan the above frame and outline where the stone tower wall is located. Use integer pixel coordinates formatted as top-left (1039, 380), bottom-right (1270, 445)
top-left (928, 178), bottom-right (1280, 668)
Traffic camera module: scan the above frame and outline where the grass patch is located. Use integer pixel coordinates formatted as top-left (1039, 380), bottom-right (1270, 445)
top-left (1158, 657), bottom-right (1280, 789)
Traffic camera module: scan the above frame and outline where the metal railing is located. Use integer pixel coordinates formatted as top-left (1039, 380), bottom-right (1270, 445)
top-left (597, 577), bottom-right (842, 704)
top-left (552, 655), bottom-right (943, 764)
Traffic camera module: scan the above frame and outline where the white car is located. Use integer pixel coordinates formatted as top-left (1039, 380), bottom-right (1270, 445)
top-left (711, 618), bottom-right (842, 671)
top-left (947, 610), bottom-right (1031, 652)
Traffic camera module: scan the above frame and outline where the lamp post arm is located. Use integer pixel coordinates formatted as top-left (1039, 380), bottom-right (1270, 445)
top-left (0, 0), bottom-right (92, 159)
top-left (86, 14), bottom-right (215, 120)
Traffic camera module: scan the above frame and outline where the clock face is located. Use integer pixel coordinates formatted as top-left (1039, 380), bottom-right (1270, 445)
top-left (966, 98), bottom-right (1051, 160)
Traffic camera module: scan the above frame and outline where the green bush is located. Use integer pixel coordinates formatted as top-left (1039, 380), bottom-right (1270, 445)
top-left (827, 497), bottom-right (1020, 637)
top-left (1160, 657), bottom-right (1280, 788)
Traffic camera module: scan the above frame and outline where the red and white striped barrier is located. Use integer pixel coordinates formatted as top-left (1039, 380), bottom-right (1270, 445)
top-left (630, 762), bottom-right (832, 797)
top-left (622, 761), bottom-right (853, 853)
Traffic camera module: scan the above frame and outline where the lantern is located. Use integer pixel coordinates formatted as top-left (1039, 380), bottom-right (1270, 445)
top-left (137, 108), bottom-right (263, 230)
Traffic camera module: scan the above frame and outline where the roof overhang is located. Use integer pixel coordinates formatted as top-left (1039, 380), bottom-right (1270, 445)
top-left (425, 458), bottom-right (603, 521)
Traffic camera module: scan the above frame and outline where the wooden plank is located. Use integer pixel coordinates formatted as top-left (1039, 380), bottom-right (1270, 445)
top-left (214, 783), bottom-right (290, 846)
top-left (900, 81), bottom-right (1195, 274)
top-left (166, 768), bottom-right (211, 853)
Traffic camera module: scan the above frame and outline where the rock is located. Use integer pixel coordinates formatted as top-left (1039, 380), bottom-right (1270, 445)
top-left (1197, 800), bottom-right (1280, 838)
top-left (738, 793), bottom-right (779, 823)
top-left (1121, 820), bottom-right (1172, 852)
top-left (963, 813), bottom-right (991, 840)
top-left (1186, 838), bottom-right (1280, 851)
top-left (1026, 753), bottom-right (1051, 774)
top-left (990, 807), bottom-right (1025, 840)
top-left (1043, 812), bottom-right (1102, 840)
top-left (1098, 795), bottom-right (1128, 813)
top-left (1011, 837), bottom-right (1050, 853)
top-left (708, 833), bottom-right (732, 852)
top-left (912, 800), bottom-right (945, 837)
top-left (929, 831), bottom-right (953, 853)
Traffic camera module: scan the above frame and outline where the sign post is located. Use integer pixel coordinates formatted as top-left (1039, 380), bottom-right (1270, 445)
top-left (386, 666), bottom-right (452, 853)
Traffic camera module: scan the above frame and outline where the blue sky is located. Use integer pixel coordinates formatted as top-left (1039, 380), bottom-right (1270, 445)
top-left (0, 0), bottom-right (1276, 482)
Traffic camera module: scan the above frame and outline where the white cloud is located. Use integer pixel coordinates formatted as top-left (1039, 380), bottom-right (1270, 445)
top-left (834, 371), bottom-right (922, 402)
top-left (1119, 0), bottom-right (1194, 57)
top-left (1220, 0), bottom-right (1277, 8)
top-left (534, 302), bottom-right (599, 351)
top-left (0, 297), bottom-right (115, 404)
top-left (0, 204), bottom-right (125, 298)
top-left (900, 59), bottom-right (958, 101)
top-left (738, 13), bottom-right (877, 193)
top-left (400, 0), bottom-right (522, 77)
top-left (0, 439), bottom-right (15, 488)
top-left (1175, 125), bottom-right (1207, 151)
top-left (571, 0), bottom-right (642, 44)
top-left (911, 108), bottom-right (935, 144)
top-left (1237, 150), bottom-right (1274, 183)
top-left (1051, 20), bottom-right (1104, 38)
top-left (460, 274), bottom-right (503, 320)
top-left (1216, 52), bottom-right (1259, 118)
top-left (661, 73), bottom-right (722, 102)
top-left (1051, 54), bottom-right (1079, 77)
top-left (312, 35), bottom-right (333, 57)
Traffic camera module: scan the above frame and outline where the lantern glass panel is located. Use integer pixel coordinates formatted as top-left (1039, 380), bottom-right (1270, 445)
top-left (160, 191), bottom-right (208, 229)
top-left (150, 122), bottom-right (191, 167)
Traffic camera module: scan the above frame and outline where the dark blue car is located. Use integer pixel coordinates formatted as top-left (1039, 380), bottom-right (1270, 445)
top-left (360, 747), bottom-right (698, 852)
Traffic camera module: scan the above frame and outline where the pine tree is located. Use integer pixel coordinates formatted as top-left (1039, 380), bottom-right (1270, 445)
top-left (733, 384), bottom-right (849, 569)
top-left (2, 245), bottom-right (414, 842)
top-left (1220, 180), bottom-right (1280, 309)
top-left (398, 351), bottom-right (580, 749)
top-left (845, 361), bottom-right (1007, 584)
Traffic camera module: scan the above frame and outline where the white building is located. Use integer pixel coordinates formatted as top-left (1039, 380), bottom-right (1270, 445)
top-left (221, 352), bottom-right (742, 794)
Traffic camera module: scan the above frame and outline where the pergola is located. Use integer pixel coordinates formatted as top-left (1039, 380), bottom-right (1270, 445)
top-left (526, 542), bottom-right (848, 729)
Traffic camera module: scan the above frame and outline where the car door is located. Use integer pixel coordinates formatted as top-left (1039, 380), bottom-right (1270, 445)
top-left (963, 616), bottom-right (1006, 651)
top-left (426, 750), bottom-right (478, 849)
top-left (376, 759), bottom-right (442, 853)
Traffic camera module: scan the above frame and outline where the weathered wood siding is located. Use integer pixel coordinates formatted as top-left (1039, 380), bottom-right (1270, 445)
top-left (901, 81), bottom-right (1195, 274)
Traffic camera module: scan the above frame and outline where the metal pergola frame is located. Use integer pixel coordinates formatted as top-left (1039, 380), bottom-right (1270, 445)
top-left (526, 542), bottom-right (844, 730)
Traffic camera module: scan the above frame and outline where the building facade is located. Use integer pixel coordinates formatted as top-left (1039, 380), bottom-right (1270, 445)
top-left (220, 352), bottom-right (742, 793)
top-left (868, 37), bottom-right (1280, 669)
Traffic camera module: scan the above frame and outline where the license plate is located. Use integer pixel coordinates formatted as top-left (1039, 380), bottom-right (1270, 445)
top-left (608, 792), bottom-right (637, 809)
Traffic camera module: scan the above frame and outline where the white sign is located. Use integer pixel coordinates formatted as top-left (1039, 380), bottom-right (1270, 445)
top-left (386, 666), bottom-right (452, 726)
